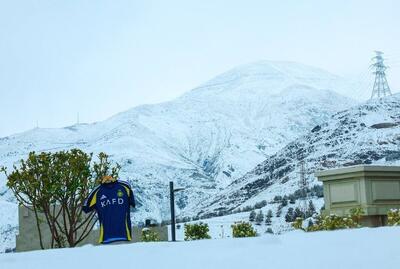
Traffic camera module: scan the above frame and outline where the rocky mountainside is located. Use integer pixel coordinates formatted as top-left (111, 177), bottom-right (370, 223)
top-left (0, 61), bottom-right (354, 252)
top-left (0, 61), bottom-right (353, 218)
top-left (197, 94), bottom-right (400, 217)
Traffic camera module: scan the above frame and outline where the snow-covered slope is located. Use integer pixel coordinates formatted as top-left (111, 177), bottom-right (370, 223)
top-left (199, 94), bottom-right (400, 217)
top-left (0, 61), bottom-right (354, 252)
top-left (0, 201), bottom-right (17, 253)
top-left (1, 227), bottom-right (399, 269)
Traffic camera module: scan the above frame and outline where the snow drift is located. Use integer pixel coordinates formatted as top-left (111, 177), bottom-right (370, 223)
top-left (1, 227), bottom-right (399, 269)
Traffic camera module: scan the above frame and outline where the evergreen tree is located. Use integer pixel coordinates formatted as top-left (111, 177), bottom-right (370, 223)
top-left (266, 228), bottom-right (273, 234)
top-left (266, 209), bottom-right (273, 218)
top-left (285, 207), bottom-right (295, 222)
top-left (249, 210), bottom-right (256, 222)
top-left (289, 195), bottom-right (296, 204)
top-left (294, 207), bottom-right (304, 219)
top-left (265, 215), bottom-right (272, 226)
top-left (281, 198), bottom-right (288, 207)
top-left (255, 200), bottom-right (267, 209)
top-left (255, 210), bottom-right (264, 225)
top-left (276, 208), bottom-right (282, 218)
top-left (243, 205), bottom-right (254, 212)
top-left (307, 200), bottom-right (316, 217)
top-left (307, 219), bottom-right (314, 228)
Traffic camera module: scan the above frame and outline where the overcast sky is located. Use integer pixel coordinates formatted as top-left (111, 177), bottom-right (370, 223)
top-left (1, 0), bottom-right (399, 137)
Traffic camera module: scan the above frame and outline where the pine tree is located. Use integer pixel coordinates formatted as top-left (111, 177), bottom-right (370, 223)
top-left (289, 195), bottom-right (296, 204)
top-left (266, 209), bottom-right (273, 218)
top-left (276, 208), bottom-right (282, 218)
top-left (265, 210), bottom-right (273, 225)
top-left (294, 207), bottom-right (304, 219)
top-left (281, 198), bottom-right (288, 207)
top-left (265, 215), bottom-right (272, 226)
top-left (266, 228), bottom-right (273, 234)
top-left (307, 200), bottom-right (316, 217)
top-left (307, 219), bottom-right (314, 228)
top-left (285, 207), bottom-right (295, 222)
top-left (255, 200), bottom-right (267, 209)
top-left (249, 210), bottom-right (256, 222)
top-left (255, 210), bottom-right (264, 225)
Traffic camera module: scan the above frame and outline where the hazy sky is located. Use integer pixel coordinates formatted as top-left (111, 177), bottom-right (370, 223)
top-left (1, 0), bottom-right (399, 137)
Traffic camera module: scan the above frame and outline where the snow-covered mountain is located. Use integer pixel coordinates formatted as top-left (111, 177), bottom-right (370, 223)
top-left (198, 94), bottom-right (400, 217)
top-left (0, 61), bottom-right (354, 252)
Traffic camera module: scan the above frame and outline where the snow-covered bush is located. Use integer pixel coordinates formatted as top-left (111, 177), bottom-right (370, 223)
top-left (141, 228), bottom-right (160, 242)
top-left (292, 217), bottom-right (304, 230)
top-left (302, 208), bottom-right (364, 232)
top-left (184, 222), bottom-right (211, 240)
top-left (387, 209), bottom-right (400, 226)
top-left (231, 222), bottom-right (257, 238)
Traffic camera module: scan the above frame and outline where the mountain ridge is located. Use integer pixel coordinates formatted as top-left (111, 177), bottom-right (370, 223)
top-left (0, 60), bottom-right (356, 252)
top-left (195, 94), bottom-right (400, 217)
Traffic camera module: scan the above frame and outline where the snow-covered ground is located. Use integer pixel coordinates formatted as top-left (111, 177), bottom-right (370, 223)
top-left (0, 201), bottom-right (18, 253)
top-left (1, 227), bottom-right (399, 269)
top-left (172, 197), bottom-right (324, 241)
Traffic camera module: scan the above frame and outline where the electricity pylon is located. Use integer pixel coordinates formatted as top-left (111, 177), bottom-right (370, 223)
top-left (297, 153), bottom-right (309, 217)
top-left (370, 51), bottom-right (392, 99)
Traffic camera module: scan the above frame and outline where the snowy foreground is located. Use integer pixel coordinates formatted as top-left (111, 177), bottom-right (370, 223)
top-left (1, 227), bottom-right (399, 269)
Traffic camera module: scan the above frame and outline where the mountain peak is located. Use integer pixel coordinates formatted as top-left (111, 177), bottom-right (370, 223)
top-left (183, 61), bottom-right (348, 100)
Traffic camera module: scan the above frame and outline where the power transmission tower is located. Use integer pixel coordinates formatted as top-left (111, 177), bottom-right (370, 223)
top-left (370, 51), bottom-right (392, 99)
top-left (298, 160), bottom-right (309, 214)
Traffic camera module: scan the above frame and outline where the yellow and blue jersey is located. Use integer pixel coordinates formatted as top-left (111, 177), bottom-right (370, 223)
top-left (83, 180), bottom-right (135, 244)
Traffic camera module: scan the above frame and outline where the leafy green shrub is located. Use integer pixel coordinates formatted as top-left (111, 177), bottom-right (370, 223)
top-left (231, 222), bottom-right (257, 238)
top-left (292, 217), bottom-right (304, 230)
top-left (388, 209), bottom-right (400, 226)
top-left (184, 222), bottom-right (211, 240)
top-left (141, 228), bottom-right (160, 242)
top-left (1, 149), bottom-right (119, 249)
top-left (305, 208), bottom-right (364, 232)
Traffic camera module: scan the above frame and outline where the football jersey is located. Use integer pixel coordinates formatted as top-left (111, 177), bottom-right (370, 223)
top-left (83, 180), bottom-right (135, 244)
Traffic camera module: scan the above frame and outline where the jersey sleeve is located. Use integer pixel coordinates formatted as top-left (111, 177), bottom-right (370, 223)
top-left (82, 187), bottom-right (100, 213)
top-left (119, 181), bottom-right (136, 208)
